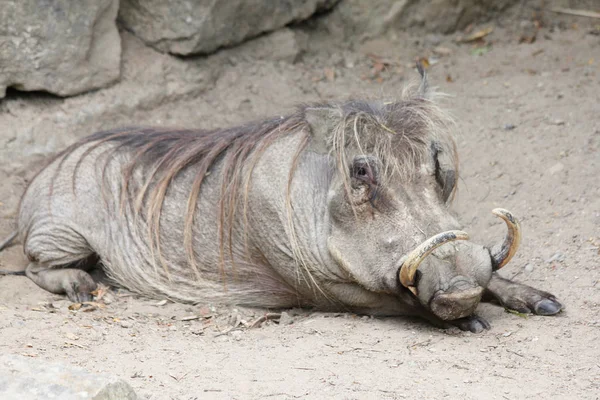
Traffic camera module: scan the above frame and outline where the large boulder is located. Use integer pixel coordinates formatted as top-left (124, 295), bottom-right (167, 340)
top-left (0, 354), bottom-right (137, 400)
top-left (118, 0), bottom-right (338, 55)
top-left (0, 0), bottom-right (121, 98)
top-left (321, 0), bottom-right (518, 39)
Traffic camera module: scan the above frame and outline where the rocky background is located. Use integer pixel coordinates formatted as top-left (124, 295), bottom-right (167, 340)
top-left (1, 1), bottom-right (599, 399)
top-left (0, 0), bottom-right (563, 99)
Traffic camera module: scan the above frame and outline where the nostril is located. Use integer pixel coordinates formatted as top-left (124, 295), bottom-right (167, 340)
top-left (448, 276), bottom-right (476, 291)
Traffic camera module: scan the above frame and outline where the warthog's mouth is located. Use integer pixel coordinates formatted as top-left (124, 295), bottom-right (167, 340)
top-left (429, 286), bottom-right (485, 320)
top-left (398, 208), bottom-right (521, 306)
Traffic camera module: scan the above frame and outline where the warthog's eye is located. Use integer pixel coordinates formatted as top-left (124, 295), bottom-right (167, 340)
top-left (432, 144), bottom-right (456, 202)
top-left (350, 156), bottom-right (380, 206)
top-left (351, 156), bottom-right (378, 186)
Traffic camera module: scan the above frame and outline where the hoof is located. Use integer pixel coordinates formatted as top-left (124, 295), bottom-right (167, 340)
top-left (65, 290), bottom-right (94, 304)
top-left (533, 297), bottom-right (563, 316)
top-left (451, 315), bottom-right (491, 333)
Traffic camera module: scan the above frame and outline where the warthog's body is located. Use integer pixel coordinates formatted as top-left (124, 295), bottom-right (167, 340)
top-left (9, 72), bottom-right (562, 332)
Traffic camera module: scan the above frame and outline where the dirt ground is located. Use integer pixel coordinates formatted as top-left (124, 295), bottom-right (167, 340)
top-left (0, 12), bottom-right (599, 400)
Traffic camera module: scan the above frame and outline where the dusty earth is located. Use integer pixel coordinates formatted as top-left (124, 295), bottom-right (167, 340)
top-left (0, 13), bottom-right (599, 400)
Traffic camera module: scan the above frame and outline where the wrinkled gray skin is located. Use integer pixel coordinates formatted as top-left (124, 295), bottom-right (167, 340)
top-left (11, 98), bottom-right (562, 333)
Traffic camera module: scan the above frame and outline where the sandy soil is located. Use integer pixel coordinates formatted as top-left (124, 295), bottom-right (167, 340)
top-left (0, 15), bottom-right (599, 400)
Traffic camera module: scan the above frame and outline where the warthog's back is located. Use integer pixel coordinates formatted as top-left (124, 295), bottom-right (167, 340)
top-left (18, 126), bottom-right (305, 307)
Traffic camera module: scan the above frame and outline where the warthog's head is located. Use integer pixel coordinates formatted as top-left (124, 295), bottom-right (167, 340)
top-left (307, 67), bottom-right (519, 321)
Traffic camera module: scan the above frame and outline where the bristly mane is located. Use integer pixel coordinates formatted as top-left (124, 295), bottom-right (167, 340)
top-left (49, 82), bottom-right (457, 294)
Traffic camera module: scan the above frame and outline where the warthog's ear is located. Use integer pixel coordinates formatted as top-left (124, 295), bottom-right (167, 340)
top-left (304, 107), bottom-right (340, 154)
top-left (432, 142), bottom-right (457, 203)
top-left (416, 61), bottom-right (430, 99)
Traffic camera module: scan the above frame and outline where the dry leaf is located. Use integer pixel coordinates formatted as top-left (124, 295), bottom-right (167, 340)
top-left (519, 33), bottom-right (537, 44)
top-left (458, 27), bottom-right (493, 43)
top-left (81, 301), bottom-right (105, 312)
top-left (90, 285), bottom-right (108, 300)
top-left (417, 57), bottom-right (430, 69)
top-left (324, 67), bottom-right (335, 81)
top-left (433, 46), bottom-right (452, 56)
top-left (373, 62), bottom-right (386, 73)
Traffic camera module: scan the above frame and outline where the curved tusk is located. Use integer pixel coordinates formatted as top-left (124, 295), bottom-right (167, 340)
top-left (399, 230), bottom-right (470, 292)
top-left (490, 208), bottom-right (521, 270)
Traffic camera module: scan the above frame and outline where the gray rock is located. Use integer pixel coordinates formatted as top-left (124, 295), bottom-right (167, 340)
top-left (279, 311), bottom-right (294, 325)
top-left (242, 28), bottom-right (305, 63)
top-left (120, 320), bottom-right (133, 328)
top-left (319, 0), bottom-right (518, 40)
top-left (0, 354), bottom-right (137, 400)
top-left (118, 0), bottom-right (337, 55)
top-left (0, 32), bottom-right (221, 164)
top-left (0, 0), bottom-right (121, 98)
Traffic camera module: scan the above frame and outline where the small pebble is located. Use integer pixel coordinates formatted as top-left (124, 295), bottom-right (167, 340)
top-left (504, 124), bottom-right (516, 131)
top-left (231, 331), bottom-right (243, 341)
top-left (546, 252), bottom-right (565, 263)
top-left (120, 321), bottom-right (132, 329)
top-left (524, 264), bottom-right (534, 273)
top-left (548, 162), bottom-right (564, 175)
top-left (279, 311), bottom-right (294, 326)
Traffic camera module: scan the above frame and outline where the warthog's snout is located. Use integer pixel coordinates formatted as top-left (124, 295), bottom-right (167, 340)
top-left (398, 208), bottom-right (521, 319)
top-left (430, 286), bottom-right (485, 320)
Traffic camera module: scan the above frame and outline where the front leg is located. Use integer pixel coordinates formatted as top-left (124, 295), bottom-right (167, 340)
top-left (25, 261), bottom-right (98, 303)
top-left (484, 273), bottom-right (563, 315)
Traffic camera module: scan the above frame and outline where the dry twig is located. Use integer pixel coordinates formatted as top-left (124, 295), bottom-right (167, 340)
top-left (550, 8), bottom-right (600, 19)
top-left (249, 312), bottom-right (281, 328)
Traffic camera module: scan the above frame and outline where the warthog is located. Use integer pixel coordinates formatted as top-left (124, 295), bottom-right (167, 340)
top-left (1, 68), bottom-right (561, 332)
